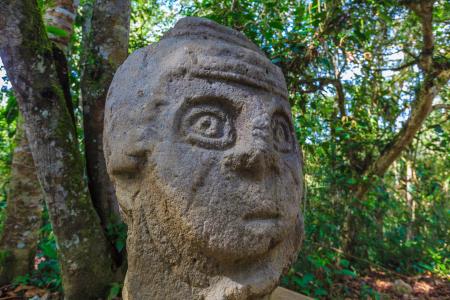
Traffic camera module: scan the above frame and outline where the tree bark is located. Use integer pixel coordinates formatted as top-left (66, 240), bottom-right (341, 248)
top-left (44, 0), bottom-right (77, 53)
top-left (80, 0), bottom-right (130, 228)
top-left (44, 0), bottom-right (77, 127)
top-left (0, 120), bottom-right (43, 285)
top-left (0, 1), bottom-right (114, 298)
top-left (0, 1), bottom-right (77, 285)
top-left (405, 158), bottom-right (416, 241)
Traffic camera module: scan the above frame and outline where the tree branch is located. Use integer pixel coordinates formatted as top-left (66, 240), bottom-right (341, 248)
top-left (354, 0), bottom-right (449, 199)
top-left (374, 59), bottom-right (418, 72)
top-left (299, 77), bottom-right (346, 117)
top-left (355, 69), bottom-right (449, 198)
top-left (432, 103), bottom-right (450, 111)
top-left (404, 0), bottom-right (435, 71)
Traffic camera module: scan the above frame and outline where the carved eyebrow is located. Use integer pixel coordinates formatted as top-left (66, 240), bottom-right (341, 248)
top-left (190, 68), bottom-right (289, 101)
top-left (183, 95), bottom-right (241, 114)
top-left (181, 49), bottom-right (288, 100)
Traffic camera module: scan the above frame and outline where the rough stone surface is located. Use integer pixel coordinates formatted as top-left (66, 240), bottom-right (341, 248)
top-left (104, 17), bottom-right (304, 300)
top-left (392, 279), bottom-right (413, 296)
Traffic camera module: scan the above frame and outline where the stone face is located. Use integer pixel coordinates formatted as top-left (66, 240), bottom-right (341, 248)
top-left (104, 17), bottom-right (304, 300)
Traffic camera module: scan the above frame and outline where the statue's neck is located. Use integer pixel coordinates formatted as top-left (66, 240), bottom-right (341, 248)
top-left (124, 208), bottom-right (201, 299)
top-left (123, 208), bottom-right (281, 300)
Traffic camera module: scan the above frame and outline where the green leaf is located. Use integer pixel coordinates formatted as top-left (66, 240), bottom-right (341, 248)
top-left (347, 178), bottom-right (357, 185)
top-left (271, 57), bottom-right (282, 64)
top-left (13, 274), bottom-right (30, 285)
top-left (338, 269), bottom-right (357, 277)
top-left (292, 275), bottom-right (304, 287)
top-left (40, 241), bottom-right (57, 259)
top-left (302, 273), bottom-right (315, 285)
top-left (433, 124), bottom-right (443, 134)
top-left (339, 259), bottom-right (350, 268)
top-left (46, 25), bottom-right (68, 38)
top-left (107, 282), bottom-right (122, 300)
top-left (115, 239), bottom-right (125, 252)
top-left (292, 273), bottom-right (315, 288)
top-left (314, 288), bottom-right (328, 296)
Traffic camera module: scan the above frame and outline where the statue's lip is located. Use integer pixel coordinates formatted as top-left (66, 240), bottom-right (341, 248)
top-left (243, 210), bottom-right (280, 221)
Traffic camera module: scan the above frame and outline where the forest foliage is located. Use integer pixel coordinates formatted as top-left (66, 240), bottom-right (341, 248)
top-left (0, 0), bottom-right (449, 299)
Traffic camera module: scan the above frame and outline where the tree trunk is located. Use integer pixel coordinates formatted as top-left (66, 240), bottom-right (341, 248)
top-left (44, 0), bottom-right (77, 127)
top-left (80, 0), bottom-right (130, 229)
top-left (0, 120), bottom-right (43, 285)
top-left (405, 158), bottom-right (416, 241)
top-left (0, 1), bottom-right (77, 285)
top-left (44, 0), bottom-right (77, 53)
top-left (0, 1), bottom-right (114, 298)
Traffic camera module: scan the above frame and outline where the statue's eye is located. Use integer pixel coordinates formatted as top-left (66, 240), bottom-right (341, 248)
top-left (272, 113), bottom-right (294, 153)
top-left (180, 104), bottom-right (235, 149)
top-left (191, 114), bottom-right (223, 138)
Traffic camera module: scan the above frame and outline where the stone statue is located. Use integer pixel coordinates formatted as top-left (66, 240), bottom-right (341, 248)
top-left (104, 17), bottom-right (304, 300)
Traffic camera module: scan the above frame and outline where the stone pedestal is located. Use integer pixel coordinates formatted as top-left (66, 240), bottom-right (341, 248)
top-left (271, 287), bottom-right (314, 300)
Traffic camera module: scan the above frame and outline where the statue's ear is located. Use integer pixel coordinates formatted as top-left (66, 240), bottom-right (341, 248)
top-left (104, 125), bottom-right (154, 177)
top-left (104, 125), bottom-right (155, 215)
top-left (105, 146), bottom-right (147, 218)
top-left (107, 146), bottom-right (147, 176)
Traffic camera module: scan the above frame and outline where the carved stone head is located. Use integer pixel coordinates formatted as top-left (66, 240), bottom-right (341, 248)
top-left (104, 17), bottom-right (304, 299)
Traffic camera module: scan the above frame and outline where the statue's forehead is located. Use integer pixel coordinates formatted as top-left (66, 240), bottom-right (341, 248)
top-left (164, 77), bottom-right (291, 112)
top-left (156, 40), bottom-right (289, 100)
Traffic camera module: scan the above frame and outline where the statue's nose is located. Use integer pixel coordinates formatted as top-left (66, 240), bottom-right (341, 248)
top-left (222, 112), bottom-right (280, 176)
top-left (222, 144), bottom-right (279, 176)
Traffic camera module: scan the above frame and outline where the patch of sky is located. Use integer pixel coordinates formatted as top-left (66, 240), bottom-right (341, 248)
top-left (0, 58), bottom-right (12, 108)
